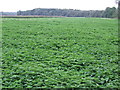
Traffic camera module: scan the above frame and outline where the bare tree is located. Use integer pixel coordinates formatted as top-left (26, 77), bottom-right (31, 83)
top-left (115, 0), bottom-right (120, 19)
top-left (118, 0), bottom-right (120, 19)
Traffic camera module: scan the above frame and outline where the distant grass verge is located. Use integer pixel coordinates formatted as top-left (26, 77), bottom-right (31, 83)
top-left (2, 15), bottom-right (65, 18)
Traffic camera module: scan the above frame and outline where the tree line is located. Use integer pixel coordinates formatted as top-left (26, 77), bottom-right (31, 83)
top-left (1, 12), bottom-right (17, 15)
top-left (17, 7), bottom-right (117, 18)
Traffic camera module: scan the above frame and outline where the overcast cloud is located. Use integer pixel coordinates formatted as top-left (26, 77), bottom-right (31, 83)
top-left (0, 0), bottom-right (117, 12)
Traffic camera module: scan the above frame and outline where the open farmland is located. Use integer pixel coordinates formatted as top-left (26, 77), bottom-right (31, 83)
top-left (2, 17), bottom-right (119, 88)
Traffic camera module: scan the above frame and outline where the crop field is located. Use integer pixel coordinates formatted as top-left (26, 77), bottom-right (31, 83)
top-left (2, 17), bottom-right (119, 88)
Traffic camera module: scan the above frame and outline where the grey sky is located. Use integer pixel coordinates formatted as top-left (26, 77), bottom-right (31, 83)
top-left (1, 0), bottom-right (117, 12)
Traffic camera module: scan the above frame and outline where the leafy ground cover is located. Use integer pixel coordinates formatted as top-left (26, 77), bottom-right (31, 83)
top-left (2, 17), bottom-right (119, 88)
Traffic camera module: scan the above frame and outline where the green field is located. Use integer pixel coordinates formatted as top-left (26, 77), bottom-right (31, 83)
top-left (2, 17), bottom-right (119, 88)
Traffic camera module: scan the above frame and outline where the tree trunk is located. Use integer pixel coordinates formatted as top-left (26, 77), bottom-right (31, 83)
top-left (118, 1), bottom-right (120, 19)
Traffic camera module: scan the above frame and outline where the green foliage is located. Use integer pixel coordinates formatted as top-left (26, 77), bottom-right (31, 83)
top-left (2, 18), bottom-right (119, 88)
top-left (103, 7), bottom-right (117, 18)
top-left (17, 7), bottom-right (117, 18)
